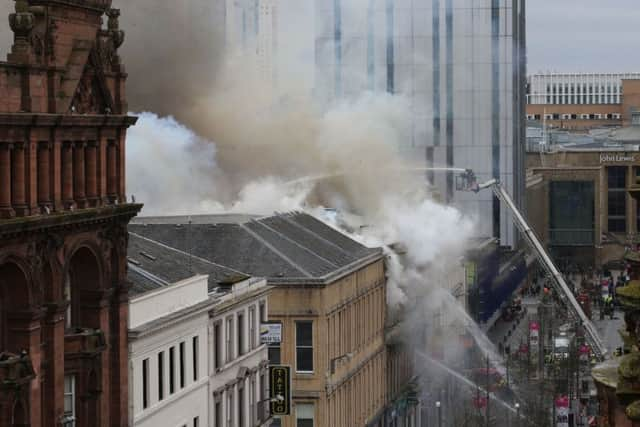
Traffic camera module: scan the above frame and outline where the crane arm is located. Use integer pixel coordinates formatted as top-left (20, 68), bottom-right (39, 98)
top-left (480, 178), bottom-right (607, 360)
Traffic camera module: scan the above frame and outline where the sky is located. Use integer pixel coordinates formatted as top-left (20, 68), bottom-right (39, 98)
top-left (526, 0), bottom-right (640, 73)
top-left (0, 1), bottom-right (639, 78)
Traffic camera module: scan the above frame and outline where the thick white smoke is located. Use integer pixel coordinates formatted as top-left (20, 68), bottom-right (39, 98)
top-left (122, 0), bottom-right (503, 404)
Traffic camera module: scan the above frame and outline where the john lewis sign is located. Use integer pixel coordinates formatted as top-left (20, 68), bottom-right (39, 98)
top-left (600, 153), bottom-right (636, 163)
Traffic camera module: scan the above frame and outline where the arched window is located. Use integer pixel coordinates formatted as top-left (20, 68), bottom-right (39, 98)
top-left (0, 262), bottom-right (30, 351)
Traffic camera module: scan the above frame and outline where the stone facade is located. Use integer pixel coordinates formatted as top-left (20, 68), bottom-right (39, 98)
top-left (526, 149), bottom-right (640, 266)
top-left (0, 1), bottom-right (140, 426)
top-left (268, 259), bottom-right (388, 427)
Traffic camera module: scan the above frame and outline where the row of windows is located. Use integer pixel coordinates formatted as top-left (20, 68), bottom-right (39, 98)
top-left (527, 94), bottom-right (622, 105)
top-left (327, 285), bottom-right (385, 366)
top-left (141, 335), bottom-right (200, 411)
top-left (327, 352), bottom-right (385, 427)
top-left (527, 113), bottom-right (622, 121)
top-left (212, 371), bottom-right (267, 427)
top-left (213, 301), bottom-right (267, 370)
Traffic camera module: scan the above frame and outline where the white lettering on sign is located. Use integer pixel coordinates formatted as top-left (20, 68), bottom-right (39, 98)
top-left (600, 153), bottom-right (636, 163)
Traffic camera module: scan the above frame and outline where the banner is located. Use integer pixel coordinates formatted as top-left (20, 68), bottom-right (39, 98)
top-left (260, 322), bottom-right (282, 345)
top-left (556, 395), bottom-right (569, 427)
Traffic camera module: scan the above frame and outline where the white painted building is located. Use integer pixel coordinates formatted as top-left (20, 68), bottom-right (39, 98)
top-left (128, 274), bottom-right (210, 427)
top-left (527, 73), bottom-right (640, 105)
top-left (208, 278), bottom-right (271, 427)
top-left (127, 232), bottom-right (272, 427)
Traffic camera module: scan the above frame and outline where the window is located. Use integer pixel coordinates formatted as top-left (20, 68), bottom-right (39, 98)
top-left (296, 321), bottom-right (313, 372)
top-left (249, 307), bottom-right (256, 350)
top-left (250, 376), bottom-right (256, 426)
top-left (549, 181), bottom-right (595, 246)
top-left (158, 352), bottom-right (165, 400)
top-left (214, 322), bottom-right (222, 370)
top-left (169, 346), bottom-right (175, 394)
top-left (63, 375), bottom-right (76, 427)
top-left (237, 312), bottom-right (245, 356)
top-left (268, 321), bottom-right (282, 364)
top-left (259, 301), bottom-right (266, 323)
top-left (238, 384), bottom-right (245, 427)
top-left (193, 416), bottom-right (199, 427)
top-left (296, 403), bottom-right (315, 427)
top-left (608, 167), bottom-right (627, 233)
top-left (179, 341), bottom-right (186, 388)
top-left (226, 317), bottom-right (234, 363)
top-left (192, 336), bottom-right (199, 381)
top-left (142, 359), bottom-right (149, 409)
top-left (64, 272), bottom-right (72, 329)
top-left (226, 391), bottom-right (234, 427)
top-left (214, 395), bottom-right (222, 427)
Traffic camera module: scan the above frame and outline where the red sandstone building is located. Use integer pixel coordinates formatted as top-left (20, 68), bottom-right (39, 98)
top-left (0, 1), bottom-right (140, 426)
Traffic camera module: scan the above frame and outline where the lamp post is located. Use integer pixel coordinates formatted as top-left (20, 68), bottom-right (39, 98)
top-left (436, 401), bottom-right (442, 427)
top-left (515, 402), bottom-right (520, 425)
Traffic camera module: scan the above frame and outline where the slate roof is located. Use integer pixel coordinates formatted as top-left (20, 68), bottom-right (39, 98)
top-left (127, 233), bottom-right (249, 296)
top-left (128, 212), bottom-right (383, 284)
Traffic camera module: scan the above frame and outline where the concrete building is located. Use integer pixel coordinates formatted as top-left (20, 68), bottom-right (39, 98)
top-left (128, 212), bottom-right (417, 427)
top-left (527, 73), bottom-right (640, 130)
top-left (526, 117), bottom-right (640, 267)
top-left (126, 232), bottom-right (271, 427)
top-left (224, 0), bottom-right (278, 84)
top-left (315, 0), bottom-right (527, 248)
top-left (0, 2), bottom-right (141, 426)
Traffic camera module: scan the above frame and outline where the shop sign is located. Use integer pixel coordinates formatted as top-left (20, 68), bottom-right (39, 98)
top-left (269, 365), bottom-right (291, 415)
top-left (260, 322), bottom-right (282, 344)
top-left (600, 153), bottom-right (636, 163)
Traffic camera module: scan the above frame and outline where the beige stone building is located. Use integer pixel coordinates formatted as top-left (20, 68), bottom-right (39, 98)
top-left (526, 127), bottom-right (640, 266)
top-left (128, 212), bottom-right (417, 427)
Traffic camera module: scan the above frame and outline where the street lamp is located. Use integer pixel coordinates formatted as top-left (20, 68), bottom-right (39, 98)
top-left (436, 401), bottom-right (442, 427)
top-left (515, 402), bottom-right (520, 422)
top-left (329, 353), bottom-right (353, 375)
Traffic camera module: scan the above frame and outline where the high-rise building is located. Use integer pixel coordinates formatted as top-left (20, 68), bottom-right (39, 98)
top-left (224, 0), bottom-right (279, 85)
top-left (0, 1), bottom-right (141, 426)
top-left (316, 0), bottom-right (527, 247)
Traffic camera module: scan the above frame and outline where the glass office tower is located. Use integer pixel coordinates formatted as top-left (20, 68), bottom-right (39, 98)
top-left (316, 0), bottom-right (527, 247)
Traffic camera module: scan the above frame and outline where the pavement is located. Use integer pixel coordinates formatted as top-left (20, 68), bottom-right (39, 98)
top-left (593, 307), bottom-right (625, 354)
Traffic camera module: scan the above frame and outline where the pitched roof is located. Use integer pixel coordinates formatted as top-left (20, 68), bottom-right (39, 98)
top-left (128, 212), bottom-right (383, 284)
top-left (127, 232), bottom-right (249, 296)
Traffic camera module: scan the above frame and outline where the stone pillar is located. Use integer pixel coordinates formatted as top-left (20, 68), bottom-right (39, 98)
top-left (85, 141), bottom-right (98, 206)
top-left (73, 142), bottom-right (87, 208)
top-left (11, 142), bottom-right (28, 216)
top-left (0, 143), bottom-right (15, 218)
top-left (37, 142), bottom-right (52, 210)
top-left (62, 142), bottom-right (74, 209)
top-left (107, 141), bottom-right (117, 203)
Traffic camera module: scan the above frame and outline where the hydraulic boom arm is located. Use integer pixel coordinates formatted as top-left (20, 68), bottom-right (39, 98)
top-left (476, 178), bottom-right (608, 360)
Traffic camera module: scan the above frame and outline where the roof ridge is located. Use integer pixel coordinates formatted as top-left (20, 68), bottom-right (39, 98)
top-left (127, 263), bottom-right (170, 288)
top-left (239, 223), bottom-right (313, 278)
top-left (281, 213), bottom-right (362, 257)
top-left (255, 216), bottom-right (342, 269)
top-left (128, 232), bottom-right (249, 277)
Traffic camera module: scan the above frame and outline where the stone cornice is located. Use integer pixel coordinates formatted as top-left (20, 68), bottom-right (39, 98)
top-left (0, 114), bottom-right (137, 128)
top-left (0, 203), bottom-right (142, 239)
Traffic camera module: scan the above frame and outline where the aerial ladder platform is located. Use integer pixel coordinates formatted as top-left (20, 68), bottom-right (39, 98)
top-left (458, 171), bottom-right (608, 360)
